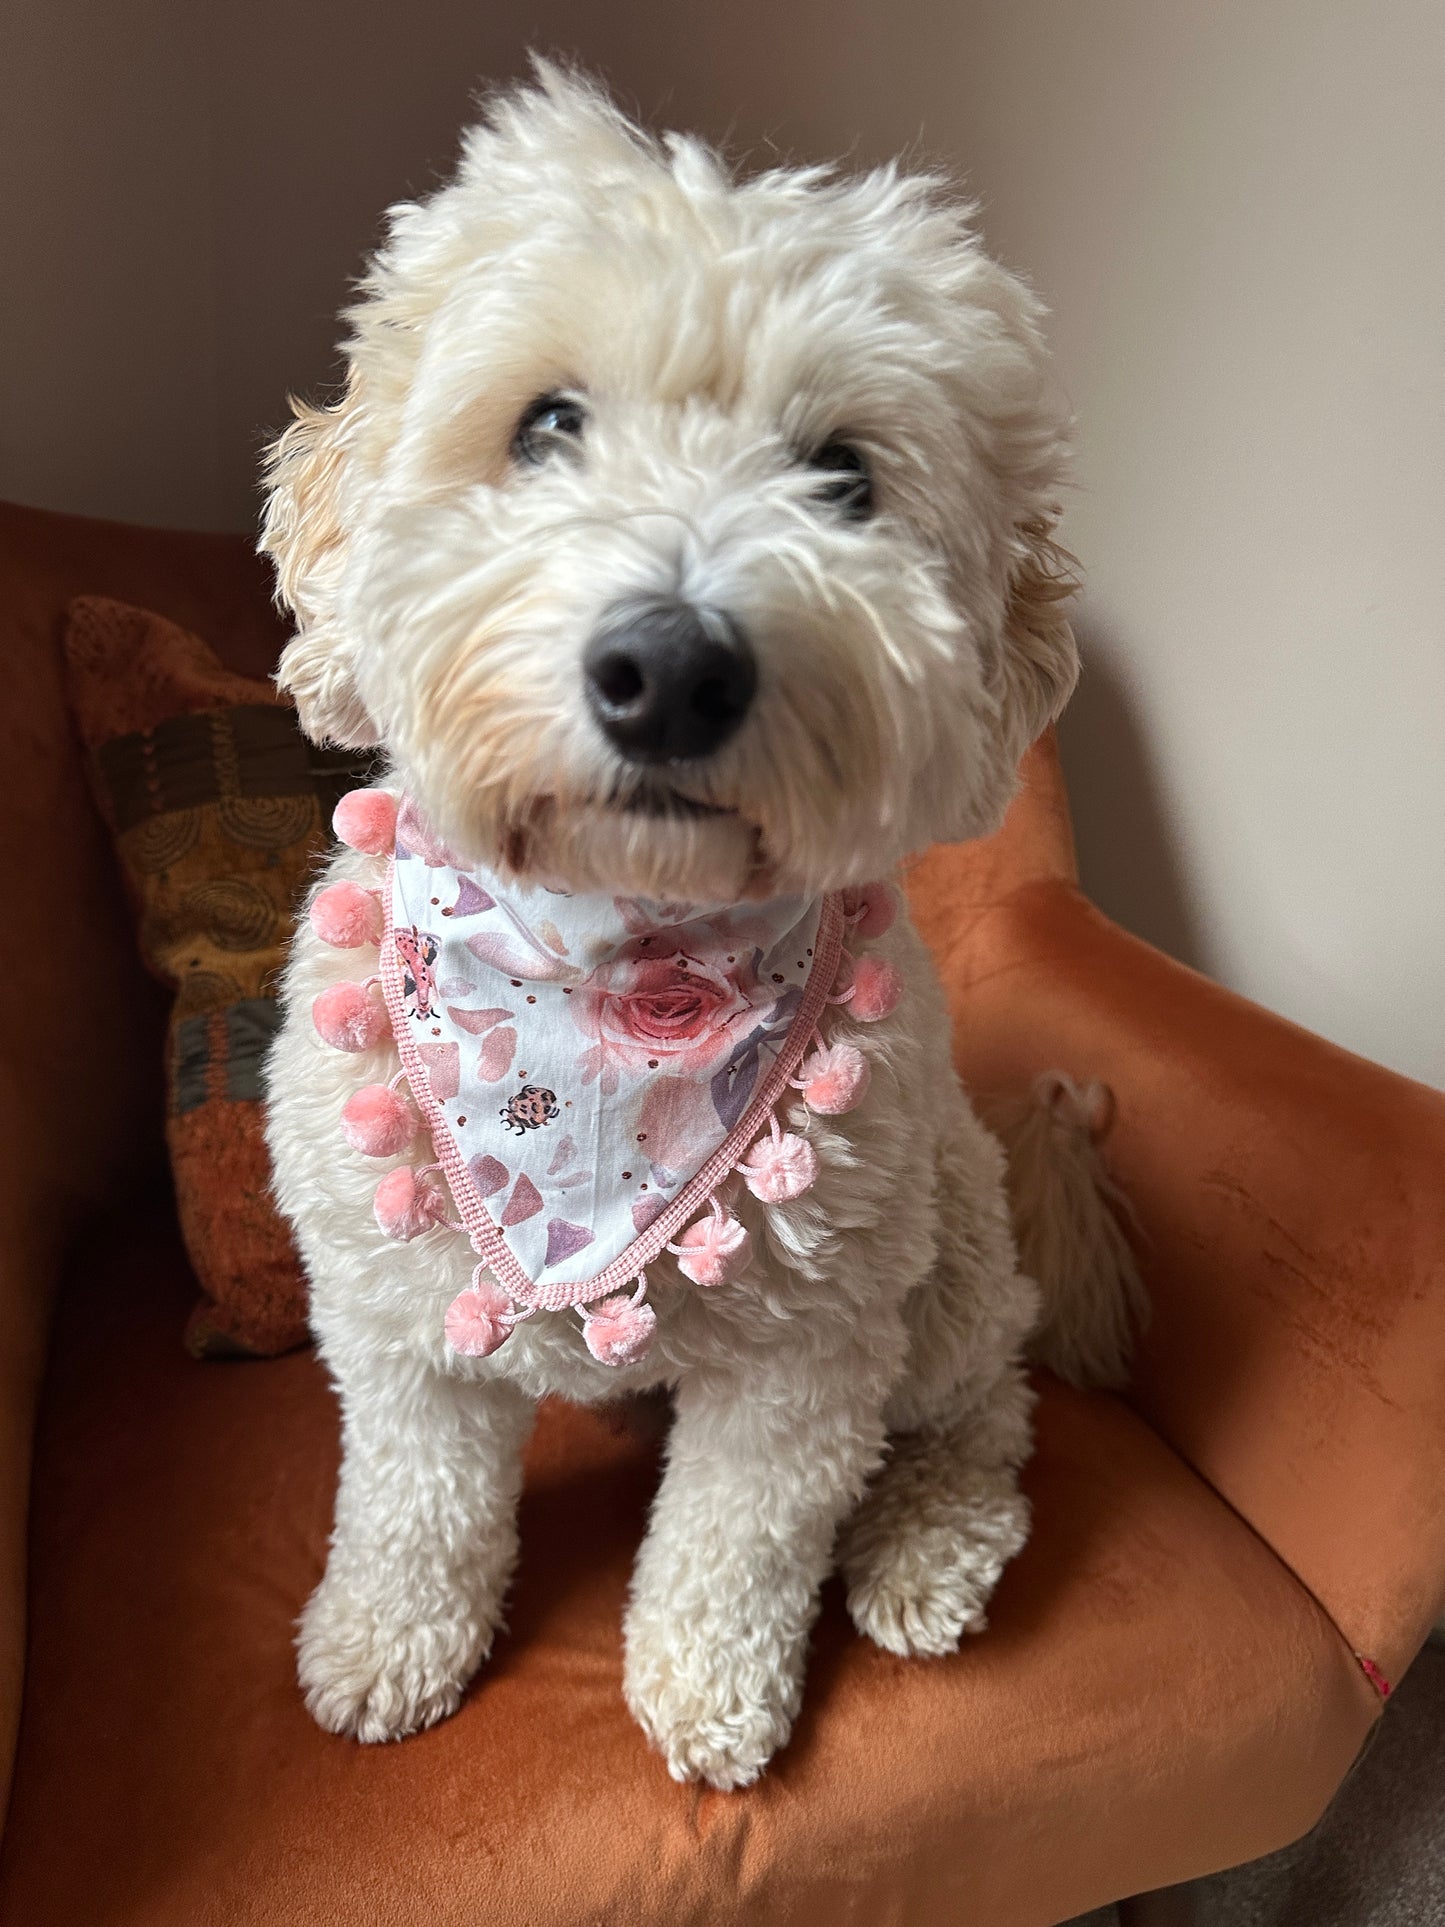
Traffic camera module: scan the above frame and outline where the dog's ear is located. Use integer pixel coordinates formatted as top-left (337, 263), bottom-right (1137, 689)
top-left (997, 511), bottom-right (1080, 756)
top-left (261, 378), bottom-right (379, 748)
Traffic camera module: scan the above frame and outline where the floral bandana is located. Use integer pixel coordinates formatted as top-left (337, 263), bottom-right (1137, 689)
top-left (310, 793), bottom-right (899, 1368)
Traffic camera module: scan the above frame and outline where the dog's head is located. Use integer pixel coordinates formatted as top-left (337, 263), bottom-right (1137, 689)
top-left (263, 66), bottom-right (1076, 899)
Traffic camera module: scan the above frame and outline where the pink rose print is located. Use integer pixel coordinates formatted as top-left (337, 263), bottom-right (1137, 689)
top-left (570, 926), bottom-right (764, 1094)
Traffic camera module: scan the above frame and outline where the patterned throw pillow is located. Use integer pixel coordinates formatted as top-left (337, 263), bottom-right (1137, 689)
top-left (64, 596), bottom-right (373, 1357)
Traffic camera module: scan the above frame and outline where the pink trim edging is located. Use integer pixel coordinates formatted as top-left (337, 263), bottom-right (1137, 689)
top-left (380, 880), bottom-right (846, 1312)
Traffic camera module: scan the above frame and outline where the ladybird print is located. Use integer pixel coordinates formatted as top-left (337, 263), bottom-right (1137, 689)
top-left (499, 1084), bottom-right (561, 1135)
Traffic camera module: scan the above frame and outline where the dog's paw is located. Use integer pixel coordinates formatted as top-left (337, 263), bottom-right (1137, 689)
top-left (843, 1474), bottom-right (1030, 1658)
top-left (623, 1615), bottom-right (800, 1788)
top-left (297, 1571), bottom-right (492, 1743)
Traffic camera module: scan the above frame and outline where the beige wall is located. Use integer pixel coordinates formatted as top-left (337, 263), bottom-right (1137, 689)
top-left (1, 0), bottom-right (222, 525)
top-left (4, 1), bottom-right (1441, 1083)
top-left (915, 1), bottom-right (1445, 1091)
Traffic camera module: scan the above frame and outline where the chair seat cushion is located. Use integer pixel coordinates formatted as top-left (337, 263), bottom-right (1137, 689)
top-left (0, 1208), bottom-right (1375, 1927)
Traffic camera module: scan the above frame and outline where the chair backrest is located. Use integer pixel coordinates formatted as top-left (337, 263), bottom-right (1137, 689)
top-left (905, 728), bottom-right (1078, 953)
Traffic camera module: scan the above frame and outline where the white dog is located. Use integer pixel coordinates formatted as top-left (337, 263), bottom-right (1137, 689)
top-left (261, 66), bottom-right (1138, 1790)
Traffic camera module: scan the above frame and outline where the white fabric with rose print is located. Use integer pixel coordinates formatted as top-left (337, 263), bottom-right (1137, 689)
top-left (309, 792), bottom-right (900, 1370)
top-left (388, 809), bottom-right (836, 1269)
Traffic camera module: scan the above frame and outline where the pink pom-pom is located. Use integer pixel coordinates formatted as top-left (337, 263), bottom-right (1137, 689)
top-left (740, 1128), bottom-right (818, 1203)
top-left (842, 881), bottom-right (897, 940)
top-left (373, 1166), bottom-right (449, 1242)
top-left (801, 1042), bottom-right (871, 1115)
top-left (341, 1083), bottom-right (417, 1157)
top-left (849, 954), bottom-right (903, 1023)
top-left (443, 1279), bottom-right (514, 1358)
top-left (673, 1211), bottom-right (751, 1288)
top-left (309, 880), bottom-right (383, 949)
top-left (582, 1294), bottom-right (657, 1368)
top-left (312, 980), bottom-right (389, 1053)
top-left (333, 788), bottom-right (398, 857)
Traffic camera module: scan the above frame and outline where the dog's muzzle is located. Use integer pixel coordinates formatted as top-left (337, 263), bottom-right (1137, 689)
top-left (583, 595), bottom-right (756, 764)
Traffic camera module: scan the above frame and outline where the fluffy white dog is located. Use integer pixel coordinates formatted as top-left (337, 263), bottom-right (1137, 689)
top-left (261, 66), bottom-right (1137, 1790)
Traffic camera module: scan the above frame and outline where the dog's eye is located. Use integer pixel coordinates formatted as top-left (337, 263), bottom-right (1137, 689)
top-left (809, 440), bottom-right (874, 519)
top-left (512, 393), bottom-right (588, 465)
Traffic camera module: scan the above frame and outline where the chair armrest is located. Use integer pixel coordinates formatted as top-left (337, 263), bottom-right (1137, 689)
top-left (922, 873), bottom-right (1445, 1688)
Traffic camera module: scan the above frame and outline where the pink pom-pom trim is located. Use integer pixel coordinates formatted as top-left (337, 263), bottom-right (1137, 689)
top-left (672, 1209), bottom-right (751, 1288)
top-left (333, 788), bottom-right (398, 857)
top-left (800, 1041), bottom-right (871, 1115)
top-left (444, 1279), bottom-right (514, 1358)
top-left (582, 1293), bottom-right (657, 1367)
top-left (373, 1166), bottom-right (449, 1242)
top-left (341, 1083), bottom-right (417, 1158)
top-left (842, 881), bottom-right (897, 940)
top-left (312, 980), bottom-right (389, 1053)
top-left (740, 1124), bottom-right (818, 1203)
top-left (848, 954), bottom-right (903, 1023)
top-left (309, 880), bottom-right (383, 949)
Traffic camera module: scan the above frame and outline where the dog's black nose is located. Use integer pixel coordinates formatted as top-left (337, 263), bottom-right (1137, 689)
top-left (583, 597), bottom-right (756, 764)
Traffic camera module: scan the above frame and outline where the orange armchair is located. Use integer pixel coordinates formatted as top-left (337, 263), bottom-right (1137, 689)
top-left (1, 499), bottom-right (1442, 1926)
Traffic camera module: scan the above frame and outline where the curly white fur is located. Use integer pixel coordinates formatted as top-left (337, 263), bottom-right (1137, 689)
top-left (999, 1073), bottom-right (1147, 1390)
top-left (261, 65), bottom-right (1133, 1789)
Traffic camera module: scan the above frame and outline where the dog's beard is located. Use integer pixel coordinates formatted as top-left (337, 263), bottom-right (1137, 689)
top-left (388, 699), bottom-right (900, 903)
top-left (367, 644), bottom-right (997, 903)
top-left (499, 794), bottom-right (767, 901)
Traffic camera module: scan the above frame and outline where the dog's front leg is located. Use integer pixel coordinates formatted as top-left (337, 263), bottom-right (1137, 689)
top-left (623, 1331), bottom-right (895, 1788)
top-left (299, 1356), bottom-right (534, 1742)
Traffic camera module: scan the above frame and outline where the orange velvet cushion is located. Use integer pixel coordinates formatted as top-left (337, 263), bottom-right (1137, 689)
top-left (62, 596), bottom-right (373, 1356)
top-left (0, 1207), bottom-right (1375, 1927)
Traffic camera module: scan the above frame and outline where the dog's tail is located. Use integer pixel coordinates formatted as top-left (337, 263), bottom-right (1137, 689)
top-left (994, 1073), bottom-right (1146, 1391)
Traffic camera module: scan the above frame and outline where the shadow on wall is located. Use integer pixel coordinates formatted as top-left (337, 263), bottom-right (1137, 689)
top-left (1058, 620), bottom-right (1213, 981)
